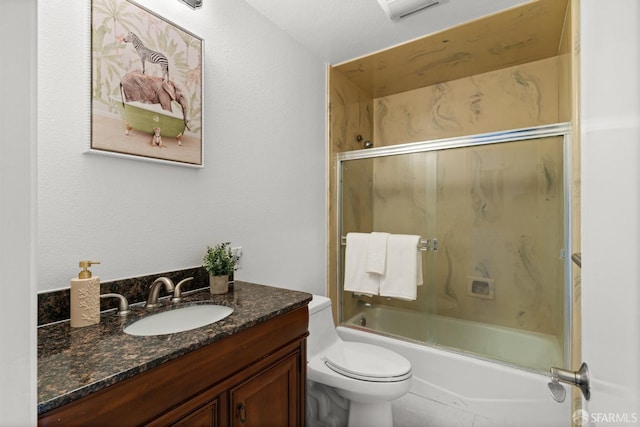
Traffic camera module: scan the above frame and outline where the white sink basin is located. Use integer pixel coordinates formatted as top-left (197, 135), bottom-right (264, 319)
top-left (124, 304), bottom-right (234, 336)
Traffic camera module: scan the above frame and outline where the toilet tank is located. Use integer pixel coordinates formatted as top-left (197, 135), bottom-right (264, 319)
top-left (307, 295), bottom-right (340, 359)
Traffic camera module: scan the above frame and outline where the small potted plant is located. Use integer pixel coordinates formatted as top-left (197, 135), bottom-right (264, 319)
top-left (203, 242), bottom-right (237, 294)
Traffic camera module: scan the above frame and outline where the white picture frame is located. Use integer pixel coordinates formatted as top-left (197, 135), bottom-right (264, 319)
top-left (89, 0), bottom-right (204, 167)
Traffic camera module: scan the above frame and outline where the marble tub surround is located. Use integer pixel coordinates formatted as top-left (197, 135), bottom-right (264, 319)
top-left (373, 57), bottom-right (559, 146)
top-left (37, 281), bottom-right (311, 414)
top-left (327, 0), bottom-right (573, 321)
top-left (37, 266), bottom-right (209, 326)
top-left (333, 55), bottom-right (563, 328)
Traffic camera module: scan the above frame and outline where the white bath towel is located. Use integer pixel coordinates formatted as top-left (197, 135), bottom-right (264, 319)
top-left (379, 234), bottom-right (422, 300)
top-left (365, 232), bottom-right (390, 275)
top-left (343, 232), bottom-right (379, 296)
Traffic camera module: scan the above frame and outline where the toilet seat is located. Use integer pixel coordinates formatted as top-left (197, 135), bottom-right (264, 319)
top-left (323, 342), bottom-right (411, 383)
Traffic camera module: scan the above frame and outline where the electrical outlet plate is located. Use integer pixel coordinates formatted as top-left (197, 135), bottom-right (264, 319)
top-left (467, 276), bottom-right (495, 300)
top-left (231, 247), bottom-right (242, 270)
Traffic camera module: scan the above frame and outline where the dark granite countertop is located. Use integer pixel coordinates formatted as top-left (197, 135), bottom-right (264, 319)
top-left (37, 281), bottom-right (312, 415)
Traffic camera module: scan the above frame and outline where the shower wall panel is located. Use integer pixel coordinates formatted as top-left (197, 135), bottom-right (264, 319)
top-left (373, 57), bottom-right (559, 146)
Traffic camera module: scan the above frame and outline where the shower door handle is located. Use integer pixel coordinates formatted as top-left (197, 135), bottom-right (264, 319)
top-left (548, 362), bottom-right (590, 402)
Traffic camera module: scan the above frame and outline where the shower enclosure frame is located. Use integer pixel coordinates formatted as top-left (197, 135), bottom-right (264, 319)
top-left (335, 122), bottom-right (573, 371)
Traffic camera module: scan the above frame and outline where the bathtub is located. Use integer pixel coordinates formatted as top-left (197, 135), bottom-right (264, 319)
top-left (344, 306), bottom-right (563, 371)
top-left (111, 96), bottom-right (186, 139)
top-left (338, 306), bottom-right (570, 426)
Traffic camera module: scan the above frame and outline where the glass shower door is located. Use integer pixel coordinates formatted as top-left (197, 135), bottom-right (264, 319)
top-left (339, 151), bottom-right (438, 335)
top-left (427, 136), bottom-right (567, 371)
top-left (337, 125), bottom-right (570, 373)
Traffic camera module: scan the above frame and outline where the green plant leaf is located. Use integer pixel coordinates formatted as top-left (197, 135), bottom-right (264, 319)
top-left (203, 242), bottom-right (236, 276)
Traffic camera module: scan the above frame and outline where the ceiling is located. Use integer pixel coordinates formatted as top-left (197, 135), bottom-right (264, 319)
top-left (243, 0), bottom-right (531, 65)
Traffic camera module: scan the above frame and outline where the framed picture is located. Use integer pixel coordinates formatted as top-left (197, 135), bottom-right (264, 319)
top-left (90, 0), bottom-right (203, 167)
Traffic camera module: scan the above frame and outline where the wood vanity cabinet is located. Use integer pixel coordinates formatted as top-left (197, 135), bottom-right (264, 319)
top-left (39, 305), bottom-right (308, 427)
top-left (229, 352), bottom-right (299, 427)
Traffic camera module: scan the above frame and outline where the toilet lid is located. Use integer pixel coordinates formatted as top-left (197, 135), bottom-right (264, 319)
top-left (323, 342), bottom-right (411, 382)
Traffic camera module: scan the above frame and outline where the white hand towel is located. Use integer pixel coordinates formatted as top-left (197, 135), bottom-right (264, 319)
top-left (365, 232), bottom-right (390, 275)
top-left (343, 233), bottom-right (379, 296)
top-left (379, 234), bottom-right (421, 300)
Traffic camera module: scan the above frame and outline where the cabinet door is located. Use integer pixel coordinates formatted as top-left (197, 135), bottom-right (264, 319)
top-left (230, 353), bottom-right (299, 427)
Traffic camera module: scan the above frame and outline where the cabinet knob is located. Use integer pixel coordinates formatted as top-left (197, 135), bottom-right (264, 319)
top-left (237, 402), bottom-right (247, 423)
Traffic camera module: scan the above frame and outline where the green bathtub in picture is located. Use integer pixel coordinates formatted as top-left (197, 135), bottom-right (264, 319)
top-left (111, 96), bottom-right (186, 140)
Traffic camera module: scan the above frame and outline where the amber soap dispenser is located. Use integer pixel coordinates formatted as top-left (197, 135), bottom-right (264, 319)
top-left (70, 260), bottom-right (101, 328)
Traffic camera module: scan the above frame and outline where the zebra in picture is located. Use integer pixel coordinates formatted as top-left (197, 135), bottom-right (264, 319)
top-left (123, 32), bottom-right (169, 82)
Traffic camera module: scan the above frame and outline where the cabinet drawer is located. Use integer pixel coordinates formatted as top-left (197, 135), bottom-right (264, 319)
top-left (171, 397), bottom-right (219, 427)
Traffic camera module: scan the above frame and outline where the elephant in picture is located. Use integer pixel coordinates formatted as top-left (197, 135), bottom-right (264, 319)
top-left (119, 71), bottom-right (189, 135)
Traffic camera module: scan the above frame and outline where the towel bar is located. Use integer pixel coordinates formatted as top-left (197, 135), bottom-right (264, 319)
top-left (340, 235), bottom-right (437, 251)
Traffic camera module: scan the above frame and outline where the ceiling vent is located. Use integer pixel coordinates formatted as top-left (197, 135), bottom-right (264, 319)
top-left (178, 0), bottom-right (202, 10)
top-left (377, 0), bottom-right (440, 22)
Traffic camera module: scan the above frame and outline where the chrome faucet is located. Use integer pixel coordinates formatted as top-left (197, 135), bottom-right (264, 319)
top-left (146, 277), bottom-right (175, 309)
top-left (100, 293), bottom-right (130, 316)
top-left (171, 277), bottom-right (194, 303)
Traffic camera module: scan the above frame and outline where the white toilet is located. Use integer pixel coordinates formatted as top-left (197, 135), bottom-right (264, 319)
top-left (306, 295), bottom-right (412, 427)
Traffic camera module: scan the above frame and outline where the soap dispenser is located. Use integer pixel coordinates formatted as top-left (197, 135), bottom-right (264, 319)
top-left (70, 260), bottom-right (101, 328)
